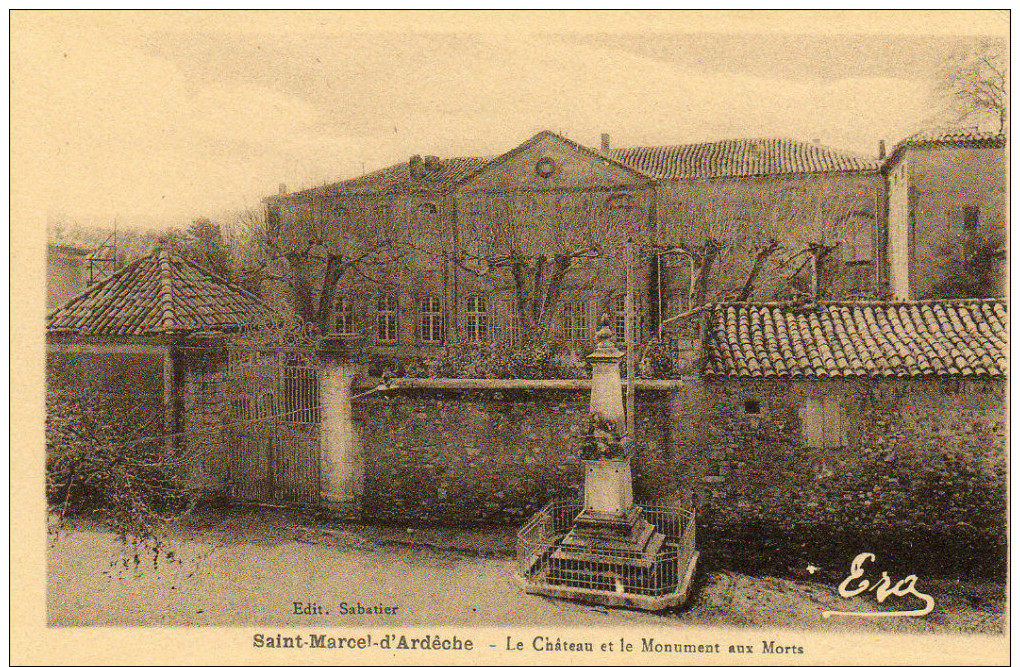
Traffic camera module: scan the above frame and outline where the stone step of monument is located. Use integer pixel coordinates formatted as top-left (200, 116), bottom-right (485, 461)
top-left (572, 505), bottom-right (642, 532)
top-left (549, 548), bottom-right (658, 570)
top-left (566, 517), bottom-right (657, 552)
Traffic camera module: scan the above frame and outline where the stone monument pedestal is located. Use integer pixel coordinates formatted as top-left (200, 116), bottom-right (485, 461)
top-left (514, 316), bottom-right (697, 611)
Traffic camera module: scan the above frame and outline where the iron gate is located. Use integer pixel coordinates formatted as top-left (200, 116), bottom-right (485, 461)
top-left (221, 313), bottom-right (323, 505)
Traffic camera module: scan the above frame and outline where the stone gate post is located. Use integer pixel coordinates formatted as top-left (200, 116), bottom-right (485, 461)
top-left (317, 336), bottom-right (365, 515)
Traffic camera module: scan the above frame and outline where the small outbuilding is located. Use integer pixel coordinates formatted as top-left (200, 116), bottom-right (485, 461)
top-left (46, 245), bottom-right (271, 438)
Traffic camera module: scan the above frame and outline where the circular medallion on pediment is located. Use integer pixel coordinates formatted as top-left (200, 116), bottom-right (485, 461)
top-left (535, 157), bottom-right (557, 178)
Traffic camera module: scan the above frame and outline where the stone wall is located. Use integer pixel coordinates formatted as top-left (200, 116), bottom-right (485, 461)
top-left (349, 376), bottom-right (1006, 580)
top-left (173, 358), bottom-right (1006, 580)
top-left (680, 376), bottom-right (1007, 580)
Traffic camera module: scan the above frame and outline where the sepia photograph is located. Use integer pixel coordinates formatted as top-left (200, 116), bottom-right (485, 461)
top-left (12, 9), bottom-right (1009, 665)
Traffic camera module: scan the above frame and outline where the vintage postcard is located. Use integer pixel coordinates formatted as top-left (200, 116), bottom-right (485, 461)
top-left (11, 9), bottom-right (1010, 665)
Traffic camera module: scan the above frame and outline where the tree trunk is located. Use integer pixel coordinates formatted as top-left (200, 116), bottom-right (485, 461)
top-left (539, 254), bottom-right (572, 339)
top-left (316, 254), bottom-right (345, 333)
top-left (531, 255), bottom-right (546, 327)
top-left (737, 240), bottom-right (781, 302)
top-left (285, 254), bottom-right (318, 324)
top-left (692, 242), bottom-right (719, 308)
top-left (511, 260), bottom-right (535, 342)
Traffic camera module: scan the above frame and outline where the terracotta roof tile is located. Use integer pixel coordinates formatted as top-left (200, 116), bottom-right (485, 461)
top-left (703, 300), bottom-right (1007, 379)
top-left (283, 157), bottom-right (492, 196)
top-left (47, 247), bottom-right (270, 337)
top-left (276, 134), bottom-right (880, 198)
top-left (884, 129), bottom-right (1005, 169)
top-left (609, 138), bottom-right (879, 179)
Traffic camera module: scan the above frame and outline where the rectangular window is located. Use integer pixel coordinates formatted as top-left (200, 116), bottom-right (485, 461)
top-left (419, 297), bottom-right (444, 343)
top-left (503, 299), bottom-right (521, 345)
top-left (842, 214), bottom-right (873, 264)
top-left (963, 206), bottom-right (980, 231)
top-left (801, 395), bottom-right (843, 448)
top-left (562, 300), bottom-right (589, 343)
top-left (613, 294), bottom-right (643, 345)
top-left (464, 295), bottom-right (488, 343)
top-left (334, 296), bottom-right (354, 335)
top-left (377, 295), bottom-right (398, 343)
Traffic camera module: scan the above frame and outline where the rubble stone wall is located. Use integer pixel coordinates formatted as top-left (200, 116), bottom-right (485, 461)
top-left (351, 376), bottom-right (1006, 580)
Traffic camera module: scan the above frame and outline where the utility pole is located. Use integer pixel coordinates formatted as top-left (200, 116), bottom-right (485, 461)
top-left (625, 238), bottom-right (635, 440)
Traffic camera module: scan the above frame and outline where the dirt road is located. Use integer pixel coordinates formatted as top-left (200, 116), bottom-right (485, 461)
top-left (46, 511), bottom-right (1003, 633)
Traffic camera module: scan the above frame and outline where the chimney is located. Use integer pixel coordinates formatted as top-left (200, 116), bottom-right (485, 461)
top-left (278, 183), bottom-right (287, 195)
top-left (424, 155), bottom-right (442, 171)
top-left (409, 154), bottom-right (425, 178)
top-left (878, 140), bottom-right (886, 160)
top-left (601, 133), bottom-right (611, 153)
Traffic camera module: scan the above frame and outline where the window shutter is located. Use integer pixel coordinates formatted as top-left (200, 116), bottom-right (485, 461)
top-left (801, 398), bottom-right (824, 448)
top-left (823, 396), bottom-right (843, 448)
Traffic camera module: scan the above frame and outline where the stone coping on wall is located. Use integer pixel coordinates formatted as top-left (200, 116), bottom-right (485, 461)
top-left (353, 377), bottom-right (685, 392)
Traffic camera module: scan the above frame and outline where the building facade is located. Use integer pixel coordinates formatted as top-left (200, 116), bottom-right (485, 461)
top-left (265, 131), bottom-right (884, 361)
top-left (46, 243), bottom-right (90, 312)
top-left (884, 129), bottom-right (1007, 300)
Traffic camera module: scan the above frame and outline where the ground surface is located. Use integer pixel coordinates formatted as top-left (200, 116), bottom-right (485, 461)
top-left (47, 509), bottom-right (1004, 633)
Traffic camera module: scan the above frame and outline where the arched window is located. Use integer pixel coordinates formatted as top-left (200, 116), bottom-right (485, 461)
top-left (562, 300), bottom-right (589, 343)
top-left (331, 202), bottom-right (351, 224)
top-left (377, 295), bottom-right (398, 343)
top-left (374, 205), bottom-right (392, 224)
top-left (465, 295), bottom-right (488, 343)
top-left (606, 193), bottom-right (635, 210)
top-left (334, 296), bottom-right (354, 335)
top-left (420, 297), bottom-right (444, 343)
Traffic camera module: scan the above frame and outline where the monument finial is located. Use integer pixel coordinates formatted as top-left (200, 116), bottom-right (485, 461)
top-left (589, 312), bottom-right (623, 362)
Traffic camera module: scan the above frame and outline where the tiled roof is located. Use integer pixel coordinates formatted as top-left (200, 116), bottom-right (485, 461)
top-left (47, 247), bottom-right (270, 337)
top-left (896, 128), bottom-right (1005, 147)
top-left (703, 300), bottom-right (1007, 379)
top-left (276, 133), bottom-right (879, 198)
top-left (609, 138), bottom-right (880, 179)
top-left (884, 128), bottom-right (1006, 168)
top-left (284, 157), bottom-right (491, 196)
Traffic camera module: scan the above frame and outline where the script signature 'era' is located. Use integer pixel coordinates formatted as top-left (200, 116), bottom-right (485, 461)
top-left (821, 552), bottom-right (935, 618)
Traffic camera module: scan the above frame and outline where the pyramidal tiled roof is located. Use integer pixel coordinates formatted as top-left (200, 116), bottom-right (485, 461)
top-left (703, 300), bottom-right (1007, 379)
top-left (609, 138), bottom-right (879, 179)
top-left (47, 246), bottom-right (270, 337)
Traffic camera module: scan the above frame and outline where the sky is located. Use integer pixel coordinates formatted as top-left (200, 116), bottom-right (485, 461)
top-left (12, 11), bottom-right (1009, 231)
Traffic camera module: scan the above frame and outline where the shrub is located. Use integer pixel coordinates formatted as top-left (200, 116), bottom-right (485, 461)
top-left (398, 342), bottom-right (590, 379)
top-left (46, 384), bottom-right (197, 569)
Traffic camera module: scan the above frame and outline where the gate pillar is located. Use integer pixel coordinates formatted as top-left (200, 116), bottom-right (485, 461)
top-left (317, 335), bottom-right (364, 515)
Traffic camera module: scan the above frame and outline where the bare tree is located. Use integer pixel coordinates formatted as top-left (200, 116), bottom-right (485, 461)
top-left (234, 200), bottom-right (407, 335)
top-left (655, 175), bottom-right (873, 318)
top-left (447, 189), bottom-right (650, 342)
top-left (167, 218), bottom-right (231, 279)
top-left (935, 39), bottom-right (1008, 132)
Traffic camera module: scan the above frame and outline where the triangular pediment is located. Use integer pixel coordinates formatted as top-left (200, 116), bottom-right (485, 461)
top-left (457, 131), bottom-right (653, 191)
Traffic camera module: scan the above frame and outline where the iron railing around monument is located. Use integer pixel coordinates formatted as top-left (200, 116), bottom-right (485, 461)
top-left (516, 499), bottom-right (696, 600)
